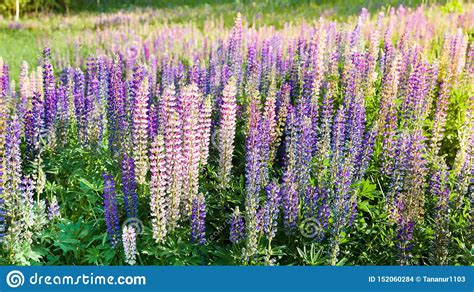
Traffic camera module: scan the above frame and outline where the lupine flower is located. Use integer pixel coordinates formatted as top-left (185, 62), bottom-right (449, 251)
top-left (387, 128), bottom-right (428, 265)
top-left (19, 62), bottom-right (30, 124)
top-left (199, 95), bottom-right (213, 166)
top-left (47, 196), bottom-right (60, 220)
top-left (431, 80), bottom-right (450, 155)
top-left (56, 84), bottom-right (68, 144)
top-left (227, 13), bottom-right (243, 90)
top-left (263, 181), bottom-right (281, 241)
top-left (132, 66), bottom-right (150, 186)
top-left (97, 57), bottom-right (109, 144)
top-left (103, 173), bottom-right (120, 247)
top-left (0, 196), bottom-right (4, 242)
top-left (0, 70), bottom-right (7, 242)
top-left (5, 114), bottom-right (22, 214)
top-left (83, 58), bottom-right (99, 145)
top-left (74, 68), bottom-right (86, 141)
top-left (430, 161), bottom-right (451, 265)
top-left (162, 85), bottom-right (183, 228)
top-left (24, 92), bottom-right (43, 157)
top-left (181, 83), bottom-right (201, 215)
top-left (150, 134), bottom-right (168, 242)
top-left (122, 154), bottom-right (138, 219)
top-left (190, 193), bottom-right (206, 245)
top-left (16, 177), bottom-right (35, 245)
top-left (108, 54), bottom-right (127, 155)
top-left (452, 95), bottom-right (473, 209)
top-left (244, 89), bottom-right (263, 260)
top-left (229, 207), bottom-right (245, 244)
top-left (42, 48), bottom-right (57, 138)
top-left (218, 78), bottom-right (237, 188)
top-left (281, 106), bottom-right (300, 232)
top-left (272, 83), bottom-right (291, 160)
top-left (315, 87), bottom-right (333, 183)
top-left (261, 78), bottom-right (277, 176)
top-left (122, 225), bottom-right (138, 265)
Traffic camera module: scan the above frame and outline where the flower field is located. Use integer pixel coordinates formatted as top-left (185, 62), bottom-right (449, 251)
top-left (0, 1), bottom-right (472, 266)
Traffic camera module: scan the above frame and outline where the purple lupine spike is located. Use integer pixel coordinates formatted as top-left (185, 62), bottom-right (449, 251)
top-left (42, 48), bottom-right (57, 135)
top-left (198, 63), bottom-right (209, 96)
top-left (85, 57), bottom-right (103, 145)
top-left (302, 66), bottom-right (315, 103)
top-left (5, 114), bottom-right (22, 208)
top-left (149, 55), bottom-right (158, 97)
top-left (331, 106), bottom-right (346, 163)
top-left (174, 62), bottom-right (186, 89)
top-left (73, 68), bottom-right (86, 141)
top-left (0, 196), bottom-right (4, 241)
top-left (254, 207), bottom-right (265, 234)
top-left (396, 212), bottom-right (415, 266)
top-left (0, 62), bottom-right (10, 98)
top-left (288, 52), bottom-right (301, 99)
top-left (97, 57), bottom-right (109, 143)
top-left (297, 112), bottom-right (314, 189)
top-left (402, 56), bottom-right (428, 123)
top-left (48, 196), bottom-right (60, 220)
top-left (3, 114), bottom-right (22, 247)
top-left (281, 106), bottom-right (300, 232)
top-left (62, 67), bottom-right (77, 124)
top-left (108, 54), bottom-right (128, 155)
top-left (103, 173), bottom-right (120, 247)
top-left (302, 186), bottom-right (328, 240)
top-left (25, 91), bottom-right (43, 156)
top-left (122, 153), bottom-right (138, 219)
top-left (0, 77), bottom-right (5, 241)
top-left (430, 161), bottom-right (451, 265)
top-left (56, 84), bottom-right (68, 140)
top-left (259, 39), bottom-right (272, 95)
top-left (245, 92), bottom-right (263, 202)
top-left (263, 181), bottom-right (281, 241)
top-left (188, 64), bottom-right (200, 85)
top-left (389, 128), bottom-right (428, 265)
top-left (355, 125), bottom-right (378, 182)
top-left (245, 41), bottom-right (260, 87)
top-left (227, 13), bottom-right (243, 90)
top-left (18, 62), bottom-right (29, 124)
top-left (244, 89), bottom-right (264, 260)
top-left (190, 193), bottom-right (206, 245)
top-left (229, 207), bottom-right (245, 244)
